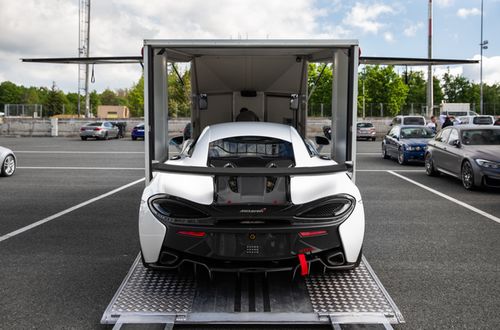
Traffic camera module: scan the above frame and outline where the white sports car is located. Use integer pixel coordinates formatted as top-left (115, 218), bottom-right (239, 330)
top-left (0, 146), bottom-right (16, 177)
top-left (139, 122), bottom-right (364, 274)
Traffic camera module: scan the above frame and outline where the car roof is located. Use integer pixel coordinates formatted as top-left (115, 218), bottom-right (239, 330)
top-left (204, 122), bottom-right (295, 142)
top-left (445, 125), bottom-right (500, 131)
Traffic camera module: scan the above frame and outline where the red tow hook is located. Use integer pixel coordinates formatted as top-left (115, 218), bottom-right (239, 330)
top-left (298, 253), bottom-right (309, 276)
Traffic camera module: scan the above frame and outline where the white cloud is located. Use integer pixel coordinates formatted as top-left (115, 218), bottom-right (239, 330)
top-left (384, 32), bottom-right (395, 43)
top-left (435, 0), bottom-right (455, 8)
top-left (0, 0), bottom-right (334, 92)
top-left (343, 2), bottom-right (395, 34)
top-left (462, 55), bottom-right (500, 84)
top-left (457, 8), bottom-right (481, 18)
top-left (403, 22), bottom-right (424, 37)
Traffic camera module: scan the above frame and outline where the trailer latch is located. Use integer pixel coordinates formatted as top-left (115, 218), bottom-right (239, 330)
top-left (298, 253), bottom-right (309, 276)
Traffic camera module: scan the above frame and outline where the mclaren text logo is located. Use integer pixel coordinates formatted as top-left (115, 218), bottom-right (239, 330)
top-left (240, 208), bottom-right (267, 214)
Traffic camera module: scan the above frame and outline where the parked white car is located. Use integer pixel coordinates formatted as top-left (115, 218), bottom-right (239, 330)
top-left (139, 122), bottom-right (365, 273)
top-left (0, 146), bottom-right (16, 177)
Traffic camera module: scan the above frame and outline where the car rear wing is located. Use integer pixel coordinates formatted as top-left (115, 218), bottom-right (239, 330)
top-left (152, 163), bottom-right (348, 176)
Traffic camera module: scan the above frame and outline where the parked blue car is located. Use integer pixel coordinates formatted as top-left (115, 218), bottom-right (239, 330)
top-left (382, 125), bottom-right (435, 164)
top-left (131, 123), bottom-right (144, 140)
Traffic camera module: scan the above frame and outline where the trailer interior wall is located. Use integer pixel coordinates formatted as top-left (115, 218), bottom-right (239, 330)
top-left (143, 40), bottom-right (359, 183)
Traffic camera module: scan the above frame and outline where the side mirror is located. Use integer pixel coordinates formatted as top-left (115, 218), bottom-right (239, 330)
top-left (170, 135), bottom-right (184, 146)
top-left (198, 94), bottom-right (208, 110)
top-left (315, 136), bottom-right (330, 146)
top-left (452, 139), bottom-right (461, 148)
top-left (290, 94), bottom-right (299, 111)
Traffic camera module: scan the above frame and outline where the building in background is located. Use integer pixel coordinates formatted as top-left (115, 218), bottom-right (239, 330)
top-left (97, 105), bottom-right (130, 119)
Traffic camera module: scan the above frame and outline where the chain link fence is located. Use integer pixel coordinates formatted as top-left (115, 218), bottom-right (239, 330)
top-left (2, 104), bottom-right (43, 117)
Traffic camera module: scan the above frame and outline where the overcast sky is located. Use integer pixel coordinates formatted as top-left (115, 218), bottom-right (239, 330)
top-left (1, 0), bottom-right (499, 93)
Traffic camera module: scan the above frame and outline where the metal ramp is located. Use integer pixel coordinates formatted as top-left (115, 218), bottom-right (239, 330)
top-left (101, 255), bottom-right (404, 329)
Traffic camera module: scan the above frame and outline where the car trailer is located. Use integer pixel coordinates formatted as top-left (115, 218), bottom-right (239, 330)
top-left (24, 40), bottom-right (478, 330)
top-left (101, 254), bottom-right (404, 329)
top-left (105, 40), bottom-right (403, 329)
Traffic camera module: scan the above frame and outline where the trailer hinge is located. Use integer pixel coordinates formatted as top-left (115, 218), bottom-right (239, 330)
top-left (328, 313), bottom-right (393, 330)
top-left (113, 314), bottom-right (176, 330)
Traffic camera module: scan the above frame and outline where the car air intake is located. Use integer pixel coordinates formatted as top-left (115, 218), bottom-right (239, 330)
top-left (150, 197), bottom-right (209, 220)
top-left (297, 196), bottom-right (354, 220)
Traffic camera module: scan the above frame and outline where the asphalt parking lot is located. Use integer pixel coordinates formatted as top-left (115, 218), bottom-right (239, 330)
top-left (0, 136), bottom-right (499, 329)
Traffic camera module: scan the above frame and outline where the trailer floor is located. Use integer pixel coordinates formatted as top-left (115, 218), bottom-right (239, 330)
top-left (102, 255), bottom-right (404, 329)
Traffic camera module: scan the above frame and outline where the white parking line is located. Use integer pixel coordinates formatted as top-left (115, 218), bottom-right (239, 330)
top-left (357, 169), bottom-right (423, 172)
top-left (15, 151), bottom-right (143, 154)
top-left (387, 170), bottom-right (500, 224)
top-left (18, 166), bottom-right (144, 170)
top-left (357, 152), bottom-right (383, 155)
top-left (0, 178), bottom-right (145, 243)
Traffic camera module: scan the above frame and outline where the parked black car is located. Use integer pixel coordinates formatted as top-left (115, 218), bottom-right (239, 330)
top-left (425, 126), bottom-right (500, 189)
top-left (382, 125), bottom-right (435, 164)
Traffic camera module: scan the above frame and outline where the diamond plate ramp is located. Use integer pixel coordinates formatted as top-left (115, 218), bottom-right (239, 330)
top-left (102, 255), bottom-right (404, 327)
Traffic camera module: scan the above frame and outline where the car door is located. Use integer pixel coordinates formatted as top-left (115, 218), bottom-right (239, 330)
top-left (441, 128), bottom-right (463, 175)
top-left (431, 128), bottom-right (452, 170)
top-left (386, 126), bottom-right (400, 157)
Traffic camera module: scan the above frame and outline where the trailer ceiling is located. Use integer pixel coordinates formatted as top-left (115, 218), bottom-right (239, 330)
top-left (145, 39), bottom-right (359, 62)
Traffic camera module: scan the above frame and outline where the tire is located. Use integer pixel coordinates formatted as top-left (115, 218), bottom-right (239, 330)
top-left (102, 132), bottom-right (109, 140)
top-left (132, 136), bottom-right (137, 141)
top-left (1, 154), bottom-right (16, 177)
top-left (461, 160), bottom-right (475, 190)
top-left (425, 153), bottom-right (439, 176)
top-left (382, 144), bottom-right (390, 159)
top-left (397, 148), bottom-right (407, 165)
top-left (372, 137), bottom-right (376, 141)
top-left (81, 136), bottom-right (87, 141)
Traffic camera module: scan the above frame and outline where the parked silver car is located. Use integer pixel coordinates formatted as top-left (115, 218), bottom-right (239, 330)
top-left (0, 146), bottom-right (16, 177)
top-left (79, 121), bottom-right (119, 140)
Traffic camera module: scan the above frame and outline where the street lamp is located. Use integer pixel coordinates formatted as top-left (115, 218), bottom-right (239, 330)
top-left (480, 0), bottom-right (488, 115)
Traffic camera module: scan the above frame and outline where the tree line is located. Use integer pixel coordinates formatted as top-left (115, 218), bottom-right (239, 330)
top-left (1, 64), bottom-right (499, 118)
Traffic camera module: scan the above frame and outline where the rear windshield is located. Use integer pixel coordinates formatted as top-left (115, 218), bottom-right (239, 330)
top-left (87, 122), bottom-right (102, 126)
top-left (400, 127), bottom-right (435, 139)
top-left (462, 129), bottom-right (500, 145)
top-left (357, 123), bottom-right (373, 128)
top-left (208, 136), bottom-right (294, 167)
top-left (402, 117), bottom-right (425, 125)
top-left (473, 117), bottom-right (493, 125)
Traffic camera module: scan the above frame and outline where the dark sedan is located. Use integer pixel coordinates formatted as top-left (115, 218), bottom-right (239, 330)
top-left (131, 123), bottom-right (144, 140)
top-left (382, 125), bottom-right (435, 164)
top-left (425, 126), bottom-right (500, 189)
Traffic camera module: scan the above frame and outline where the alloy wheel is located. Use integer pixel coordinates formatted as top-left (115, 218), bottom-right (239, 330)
top-left (461, 161), bottom-right (474, 190)
top-left (2, 155), bottom-right (16, 176)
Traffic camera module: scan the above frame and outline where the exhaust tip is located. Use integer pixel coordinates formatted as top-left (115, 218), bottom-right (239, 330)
top-left (326, 252), bottom-right (345, 266)
top-left (159, 251), bottom-right (179, 265)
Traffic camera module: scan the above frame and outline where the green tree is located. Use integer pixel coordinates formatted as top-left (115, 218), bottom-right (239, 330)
top-left (90, 90), bottom-right (100, 116)
top-left (43, 82), bottom-right (69, 116)
top-left (168, 65), bottom-right (191, 117)
top-left (405, 71), bottom-right (426, 106)
top-left (100, 89), bottom-right (120, 105)
top-left (0, 81), bottom-right (23, 105)
top-left (363, 65), bottom-right (408, 116)
top-left (127, 76), bottom-right (144, 117)
top-left (308, 63), bottom-right (333, 116)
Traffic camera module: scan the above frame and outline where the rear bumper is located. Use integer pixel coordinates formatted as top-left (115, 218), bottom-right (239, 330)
top-left (80, 130), bottom-right (105, 138)
top-left (139, 202), bottom-right (364, 272)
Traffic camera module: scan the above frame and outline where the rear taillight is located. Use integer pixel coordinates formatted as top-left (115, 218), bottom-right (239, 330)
top-left (299, 230), bottom-right (327, 238)
top-left (177, 231), bottom-right (206, 238)
top-left (80, 128), bottom-right (85, 131)
top-left (94, 127), bottom-right (102, 131)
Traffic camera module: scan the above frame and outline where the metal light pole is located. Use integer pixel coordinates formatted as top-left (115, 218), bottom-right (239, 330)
top-left (426, 0), bottom-right (433, 118)
top-left (480, 0), bottom-right (488, 115)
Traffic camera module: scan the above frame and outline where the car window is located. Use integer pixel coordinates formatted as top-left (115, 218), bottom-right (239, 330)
top-left (87, 122), bottom-right (102, 127)
top-left (402, 117), bottom-right (425, 125)
top-left (104, 122), bottom-right (112, 128)
top-left (388, 127), bottom-right (398, 138)
top-left (448, 129), bottom-right (459, 145)
top-left (357, 123), bottom-right (373, 128)
top-left (462, 129), bottom-right (500, 145)
top-left (400, 127), bottom-right (434, 139)
top-left (208, 136), bottom-right (295, 167)
top-left (473, 117), bottom-right (493, 125)
top-left (437, 129), bottom-right (452, 143)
